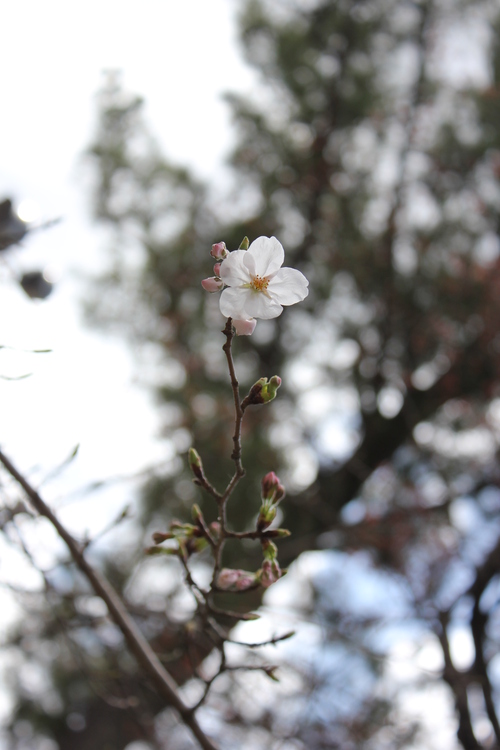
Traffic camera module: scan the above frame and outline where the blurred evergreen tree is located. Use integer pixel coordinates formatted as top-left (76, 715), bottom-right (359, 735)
top-left (6, 1), bottom-right (500, 747)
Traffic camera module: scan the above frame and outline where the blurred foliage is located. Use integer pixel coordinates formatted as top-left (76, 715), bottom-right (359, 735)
top-left (6, 0), bottom-right (500, 747)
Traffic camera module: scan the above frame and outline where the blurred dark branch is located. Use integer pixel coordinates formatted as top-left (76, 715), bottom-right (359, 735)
top-left (440, 533), bottom-right (500, 746)
top-left (438, 612), bottom-right (483, 750)
top-left (285, 336), bottom-right (495, 562)
top-left (464, 534), bottom-right (500, 606)
top-left (471, 594), bottom-right (500, 744)
top-left (6, 511), bottom-right (151, 719)
top-left (0, 448), bottom-right (218, 750)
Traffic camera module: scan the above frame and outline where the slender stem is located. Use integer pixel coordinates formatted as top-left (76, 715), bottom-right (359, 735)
top-left (221, 318), bottom-right (246, 484)
top-left (0, 448), bottom-right (218, 750)
top-left (210, 319), bottom-right (249, 581)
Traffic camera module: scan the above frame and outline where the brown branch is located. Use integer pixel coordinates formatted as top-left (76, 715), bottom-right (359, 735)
top-left (0, 448), bottom-right (218, 750)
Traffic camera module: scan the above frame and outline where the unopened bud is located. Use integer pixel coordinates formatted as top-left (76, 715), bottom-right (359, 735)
top-left (261, 472), bottom-right (286, 504)
top-left (189, 448), bottom-right (202, 469)
top-left (233, 318), bottom-right (257, 336)
top-left (189, 448), bottom-right (206, 484)
top-left (171, 522), bottom-right (200, 539)
top-left (247, 377), bottom-right (267, 404)
top-left (259, 559), bottom-right (282, 588)
top-left (244, 376), bottom-right (282, 406)
top-left (152, 531), bottom-right (174, 544)
top-left (201, 276), bottom-right (224, 293)
top-left (192, 504), bottom-right (211, 539)
top-left (239, 236), bottom-right (250, 250)
top-left (213, 262), bottom-right (222, 276)
top-left (211, 241), bottom-right (228, 260)
top-left (191, 504), bottom-right (203, 523)
top-left (262, 375), bottom-right (282, 403)
top-left (262, 528), bottom-right (291, 539)
top-left (216, 568), bottom-right (257, 591)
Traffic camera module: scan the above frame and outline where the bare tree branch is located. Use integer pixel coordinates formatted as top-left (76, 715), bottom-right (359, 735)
top-left (0, 448), bottom-right (218, 750)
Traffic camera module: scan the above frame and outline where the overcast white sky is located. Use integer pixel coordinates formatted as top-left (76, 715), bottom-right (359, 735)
top-left (0, 0), bottom-right (257, 533)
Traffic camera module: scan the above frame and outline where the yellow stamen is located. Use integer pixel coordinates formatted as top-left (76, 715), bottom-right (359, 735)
top-left (251, 275), bottom-right (269, 292)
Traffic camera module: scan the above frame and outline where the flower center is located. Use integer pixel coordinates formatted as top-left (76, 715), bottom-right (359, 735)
top-left (251, 275), bottom-right (269, 292)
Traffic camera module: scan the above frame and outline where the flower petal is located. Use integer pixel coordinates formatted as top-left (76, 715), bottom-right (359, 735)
top-left (220, 286), bottom-right (249, 318)
top-left (267, 267), bottom-right (309, 305)
top-left (244, 291), bottom-right (283, 319)
top-left (242, 252), bottom-right (256, 276)
top-left (220, 250), bottom-right (252, 287)
top-left (247, 236), bottom-right (284, 277)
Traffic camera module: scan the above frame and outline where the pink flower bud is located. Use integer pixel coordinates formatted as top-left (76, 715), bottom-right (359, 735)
top-left (210, 241), bottom-right (228, 260)
top-left (213, 262), bottom-right (222, 276)
top-left (201, 277), bottom-right (224, 293)
top-left (260, 559), bottom-right (282, 588)
top-left (261, 472), bottom-right (286, 503)
top-left (217, 568), bottom-right (257, 591)
top-left (233, 318), bottom-right (257, 336)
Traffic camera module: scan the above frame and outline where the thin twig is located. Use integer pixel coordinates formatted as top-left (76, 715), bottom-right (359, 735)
top-left (221, 318), bottom-right (246, 486)
top-left (210, 318), bottom-right (248, 580)
top-left (0, 448), bottom-right (218, 750)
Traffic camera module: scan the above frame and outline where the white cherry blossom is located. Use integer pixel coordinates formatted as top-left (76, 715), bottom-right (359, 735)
top-left (219, 236), bottom-right (309, 321)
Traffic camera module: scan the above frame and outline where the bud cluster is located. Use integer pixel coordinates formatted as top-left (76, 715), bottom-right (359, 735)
top-left (216, 568), bottom-right (257, 592)
top-left (261, 472), bottom-right (286, 504)
top-left (258, 540), bottom-right (283, 588)
top-left (201, 236), bottom-right (257, 336)
top-left (143, 231), bottom-right (307, 703)
top-left (148, 502), bottom-right (218, 558)
top-left (201, 242), bottom-right (229, 293)
top-left (257, 472), bottom-right (286, 531)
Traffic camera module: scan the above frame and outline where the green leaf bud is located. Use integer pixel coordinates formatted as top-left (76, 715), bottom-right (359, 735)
top-left (188, 447), bottom-right (206, 484)
top-left (262, 528), bottom-right (291, 539)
